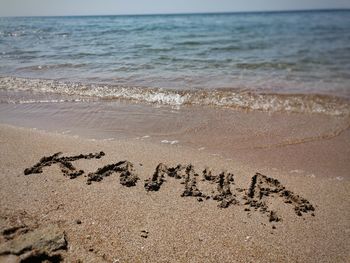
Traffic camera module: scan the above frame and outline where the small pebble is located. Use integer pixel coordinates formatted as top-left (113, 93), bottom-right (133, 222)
top-left (141, 230), bottom-right (148, 238)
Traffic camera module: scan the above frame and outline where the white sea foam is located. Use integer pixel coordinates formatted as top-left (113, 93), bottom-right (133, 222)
top-left (161, 140), bottom-right (179, 145)
top-left (0, 76), bottom-right (349, 116)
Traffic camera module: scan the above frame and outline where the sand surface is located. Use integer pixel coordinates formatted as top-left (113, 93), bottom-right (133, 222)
top-left (0, 124), bottom-right (349, 262)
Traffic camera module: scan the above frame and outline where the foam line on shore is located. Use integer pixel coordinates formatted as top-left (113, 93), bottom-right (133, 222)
top-left (1, 76), bottom-right (349, 116)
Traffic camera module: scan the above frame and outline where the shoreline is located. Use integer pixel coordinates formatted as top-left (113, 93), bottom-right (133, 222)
top-left (0, 124), bottom-right (349, 262)
top-left (1, 76), bottom-right (350, 115)
top-left (1, 96), bottom-right (349, 179)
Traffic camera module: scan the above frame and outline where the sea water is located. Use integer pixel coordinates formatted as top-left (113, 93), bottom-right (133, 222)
top-left (0, 10), bottom-right (349, 104)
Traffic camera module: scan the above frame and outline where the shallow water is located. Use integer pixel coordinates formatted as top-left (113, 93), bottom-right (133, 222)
top-left (1, 97), bottom-right (349, 177)
top-left (0, 96), bottom-right (347, 147)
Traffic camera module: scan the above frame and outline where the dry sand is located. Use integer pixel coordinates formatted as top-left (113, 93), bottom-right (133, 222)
top-left (0, 124), bottom-right (349, 262)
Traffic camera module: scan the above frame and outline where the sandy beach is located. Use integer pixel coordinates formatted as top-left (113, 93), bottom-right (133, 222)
top-left (0, 123), bottom-right (349, 262)
top-left (1, 9), bottom-right (350, 263)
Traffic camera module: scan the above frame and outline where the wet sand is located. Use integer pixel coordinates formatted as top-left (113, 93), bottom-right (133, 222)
top-left (1, 99), bottom-right (349, 178)
top-left (0, 123), bottom-right (349, 262)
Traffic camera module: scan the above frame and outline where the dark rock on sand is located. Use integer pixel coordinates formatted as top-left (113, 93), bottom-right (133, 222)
top-left (2, 226), bottom-right (29, 241)
top-left (0, 224), bottom-right (67, 262)
top-left (141, 230), bottom-right (149, 238)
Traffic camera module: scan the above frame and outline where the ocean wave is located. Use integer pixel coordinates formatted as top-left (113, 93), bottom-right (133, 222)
top-left (0, 76), bottom-right (349, 116)
top-left (210, 45), bottom-right (241, 51)
top-left (176, 41), bottom-right (202, 46)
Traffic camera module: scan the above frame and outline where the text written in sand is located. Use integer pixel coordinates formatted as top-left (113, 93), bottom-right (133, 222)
top-left (24, 152), bottom-right (315, 224)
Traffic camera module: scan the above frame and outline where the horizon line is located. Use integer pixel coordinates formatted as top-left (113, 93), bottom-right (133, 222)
top-left (1, 8), bottom-right (349, 18)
